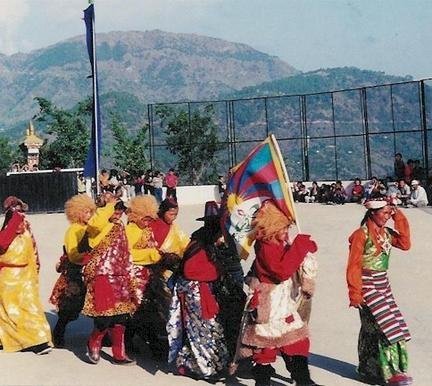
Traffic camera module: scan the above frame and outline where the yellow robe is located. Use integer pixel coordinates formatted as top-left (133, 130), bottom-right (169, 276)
top-left (126, 222), bottom-right (161, 266)
top-left (0, 230), bottom-right (52, 352)
top-left (64, 223), bottom-right (87, 263)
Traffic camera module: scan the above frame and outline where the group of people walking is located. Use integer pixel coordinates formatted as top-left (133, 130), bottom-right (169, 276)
top-left (0, 188), bottom-right (414, 386)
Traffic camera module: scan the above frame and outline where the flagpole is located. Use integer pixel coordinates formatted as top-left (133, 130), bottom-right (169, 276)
top-left (269, 134), bottom-right (302, 232)
top-left (90, 0), bottom-right (100, 194)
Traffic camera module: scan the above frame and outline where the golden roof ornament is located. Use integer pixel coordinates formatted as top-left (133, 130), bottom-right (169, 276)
top-left (23, 121), bottom-right (44, 147)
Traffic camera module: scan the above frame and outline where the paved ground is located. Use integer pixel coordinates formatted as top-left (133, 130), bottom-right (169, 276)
top-left (0, 203), bottom-right (431, 386)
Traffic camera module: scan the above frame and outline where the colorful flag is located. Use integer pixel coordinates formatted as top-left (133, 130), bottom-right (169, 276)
top-left (83, 3), bottom-right (102, 182)
top-left (221, 135), bottom-right (296, 259)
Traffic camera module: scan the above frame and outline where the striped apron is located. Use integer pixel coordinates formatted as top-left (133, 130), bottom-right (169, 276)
top-left (362, 269), bottom-right (410, 345)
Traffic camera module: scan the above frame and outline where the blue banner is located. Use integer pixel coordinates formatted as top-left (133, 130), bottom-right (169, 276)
top-left (83, 4), bottom-right (101, 181)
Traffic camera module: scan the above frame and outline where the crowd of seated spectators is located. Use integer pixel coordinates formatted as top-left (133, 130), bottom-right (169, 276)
top-left (292, 176), bottom-right (431, 207)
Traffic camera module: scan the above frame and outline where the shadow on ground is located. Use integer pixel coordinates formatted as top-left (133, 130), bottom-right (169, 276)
top-left (310, 352), bottom-right (358, 382)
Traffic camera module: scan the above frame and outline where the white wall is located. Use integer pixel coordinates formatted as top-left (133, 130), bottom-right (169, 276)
top-left (175, 185), bottom-right (222, 205)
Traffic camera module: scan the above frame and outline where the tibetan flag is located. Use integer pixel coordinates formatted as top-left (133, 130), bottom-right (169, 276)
top-left (221, 135), bottom-right (296, 259)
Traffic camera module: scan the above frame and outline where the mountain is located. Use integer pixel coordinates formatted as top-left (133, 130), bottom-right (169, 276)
top-left (0, 30), bottom-right (297, 132)
top-left (223, 67), bottom-right (413, 99)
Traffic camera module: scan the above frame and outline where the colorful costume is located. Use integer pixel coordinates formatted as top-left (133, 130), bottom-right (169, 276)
top-left (347, 200), bottom-right (412, 385)
top-left (123, 195), bottom-right (160, 353)
top-left (168, 239), bottom-right (229, 379)
top-left (168, 201), bottom-right (243, 379)
top-left (237, 201), bottom-right (319, 386)
top-left (139, 199), bottom-right (188, 359)
top-left (0, 209), bottom-right (52, 354)
top-left (83, 202), bottom-right (137, 365)
top-left (50, 194), bottom-right (96, 348)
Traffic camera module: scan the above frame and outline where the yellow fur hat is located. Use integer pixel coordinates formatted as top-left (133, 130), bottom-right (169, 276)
top-left (127, 195), bottom-right (158, 223)
top-left (64, 194), bottom-right (96, 224)
top-left (251, 200), bottom-right (293, 243)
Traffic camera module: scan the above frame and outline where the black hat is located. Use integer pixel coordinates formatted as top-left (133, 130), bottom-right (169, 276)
top-left (196, 201), bottom-right (220, 221)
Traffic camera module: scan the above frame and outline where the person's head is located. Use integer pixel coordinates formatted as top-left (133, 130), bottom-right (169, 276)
top-left (362, 197), bottom-right (396, 227)
top-left (371, 176), bottom-right (378, 183)
top-left (3, 196), bottom-right (28, 213)
top-left (411, 180), bottom-right (419, 190)
top-left (395, 153), bottom-right (402, 160)
top-left (354, 178), bottom-right (361, 185)
top-left (110, 201), bottom-right (127, 223)
top-left (127, 196), bottom-right (158, 229)
top-left (398, 179), bottom-right (406, 188)
top-left (218, 175), bottom-right (225, 182)
top-left (193, 201), bottom-right (223, 245)
top-left (100, 169), bottom-right (108, 176)
top-left (252, 201), bottom-right (294, 244)
top-left (168, 168), bottom-right (175, 174)
top-left (407, 159), bottom-right (413, 166)
top-left (64, 194), bottom-right (96, 225)
top-left (158, 198), bottom-right (179, 224)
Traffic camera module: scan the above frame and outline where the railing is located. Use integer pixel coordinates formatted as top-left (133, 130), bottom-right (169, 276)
top-left (145, 78), bottom-right (432, 184)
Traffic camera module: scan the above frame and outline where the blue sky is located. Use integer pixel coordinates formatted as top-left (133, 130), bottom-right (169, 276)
top-left (0, 0), bottom-right (431, 79)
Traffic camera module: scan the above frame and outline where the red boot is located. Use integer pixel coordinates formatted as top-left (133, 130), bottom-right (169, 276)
top-left (111, 324), bottom-right (135, 365)
top-left (86, 329), bottom-right (107, 364)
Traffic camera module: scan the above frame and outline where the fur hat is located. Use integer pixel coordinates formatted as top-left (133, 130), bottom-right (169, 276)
top-left (127, 195), bottom-right (158, 222)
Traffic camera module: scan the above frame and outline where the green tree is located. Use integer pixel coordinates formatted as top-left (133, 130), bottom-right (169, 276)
top-left (33, 97), bottom-right (91, 169)
top-left (110, 115), bottom-right (150, 176)
top-left (0, 136), bottom-right (15, 174)
top-left (155, 104), bottom-right (222, 185)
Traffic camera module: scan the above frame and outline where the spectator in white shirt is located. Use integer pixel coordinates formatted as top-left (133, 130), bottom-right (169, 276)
top-left (408, 180), bottom-right (428, 207)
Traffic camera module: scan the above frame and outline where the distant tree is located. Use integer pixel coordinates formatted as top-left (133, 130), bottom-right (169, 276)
top-left (0, 136), bottom-right (15, 174)
top-left (110, 115), bottom-right (150, 176)
top-left (155, 104), bottom-right (222, 185)
top-left (33, 97), bottom-right (91, 169)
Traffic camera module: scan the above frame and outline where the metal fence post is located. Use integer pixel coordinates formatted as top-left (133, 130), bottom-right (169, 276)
top-left (361, 88), bottom-right (372, 179)
top-left (147, 104), bottom-right (154, 170)
top-left (300, 95), bottom-right (309, 181)
top-left (419, 81), bottom-right (430, 178)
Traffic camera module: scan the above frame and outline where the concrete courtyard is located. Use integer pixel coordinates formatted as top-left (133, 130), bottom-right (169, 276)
top-left (0, 202), bottom-right (431, 386)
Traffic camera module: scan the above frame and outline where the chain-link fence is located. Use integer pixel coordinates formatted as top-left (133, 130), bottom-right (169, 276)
top-left (145, 78), bottom-right (432, 184)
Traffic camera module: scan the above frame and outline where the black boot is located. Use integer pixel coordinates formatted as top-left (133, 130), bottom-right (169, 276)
top-left (252, 364), bottom-right (274, 386)
top-left (283, 355), bottom-right (319, 386)
top-left (53, 318), bottom-right (68, 348)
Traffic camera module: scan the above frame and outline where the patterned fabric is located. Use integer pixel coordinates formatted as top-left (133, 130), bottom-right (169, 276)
top-left (168, 277), bottom-right (229, 378)
top-left (0, 230), bottom-right (52, 352)
top-left (82, 223), bottom-right (137, 317)
top-left (358, 306), bottom-right (408, 382)
top-left (133, 264), bottom-right (150, 303)
top-left (361, 225), bottom-right (391, 271)
top-left (362, 270), bottom-right (410, 344)
top-left (49, 252), bottom-right (85, 320)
